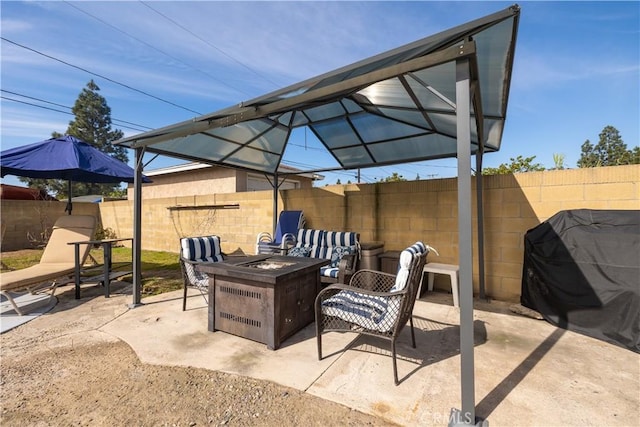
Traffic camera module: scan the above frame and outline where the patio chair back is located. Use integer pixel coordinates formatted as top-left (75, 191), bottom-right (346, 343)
top-left (315, 241), bottom-right (430, 385)
top-left (390, 242), bottom-right (429, 336)
top-left (180, 235), bottom-right (224, 310)
top-left (40, 215), bottom-right (97, 265)
top-left (256, 210), bottom-right (304, 255)
top-left (274, 210), bottom-right (305, 243)
top-left (0, 215), bottom-right (97, 315)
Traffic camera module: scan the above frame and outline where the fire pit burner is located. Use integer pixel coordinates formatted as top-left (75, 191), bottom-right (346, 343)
top-left (243, 260), bottom-right (295, 270)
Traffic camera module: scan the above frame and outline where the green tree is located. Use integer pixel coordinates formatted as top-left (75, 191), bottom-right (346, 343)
top-left (550, 153), bottom-right (565, 170)
top-left (482, 155), bottom-right (545, 175)
top-left (577, 125), bottom-right (638, 167)
top-left (380, 172), bottom-right (407, 182)
top-left (20, 80), bottom-right (127, 198)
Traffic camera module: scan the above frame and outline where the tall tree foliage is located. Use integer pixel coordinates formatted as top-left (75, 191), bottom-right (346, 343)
top-left (482, 155), bottom-right (545, 175)
top-left (577, 125), bottom-right (638, 167)
top-left (379, 172), bottom-right (407, 182)
top-left (20, 80), bottom-right (127, 198)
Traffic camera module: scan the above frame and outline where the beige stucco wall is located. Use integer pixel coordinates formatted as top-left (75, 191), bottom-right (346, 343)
top-left (126, 166), bottom-right (315, 200)
top-left (2, 165), bottom-right (638, 302)
top-left (127, 167), bottom-right (238, 200)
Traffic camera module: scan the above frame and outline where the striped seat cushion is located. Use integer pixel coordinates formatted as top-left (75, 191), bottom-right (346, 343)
top-left (391, 241), bottom-right (427, 292)
top-left (295, 229), bottom-right (325, 258)
top-left (320, 231), bottom-right (358, 261)
top-left (180, 236), bottom-right (223, 289)
top-left (321, 241), bottom-right (427, 333)
top-left (322, 290), bottom-right (402, 333)
top-left (181, 236), bottom-right (224, 263)
top-left (324, 231), bottom-right (358, 247)
top-left (320, 266), bottom-right (339, 278)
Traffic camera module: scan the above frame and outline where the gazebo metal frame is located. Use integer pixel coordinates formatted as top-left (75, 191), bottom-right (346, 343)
top-left (116, 6), bottom-right (521, 425)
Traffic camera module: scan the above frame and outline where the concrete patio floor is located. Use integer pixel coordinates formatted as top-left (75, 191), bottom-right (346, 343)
top-left (3, 282), bottom-right (638, 426)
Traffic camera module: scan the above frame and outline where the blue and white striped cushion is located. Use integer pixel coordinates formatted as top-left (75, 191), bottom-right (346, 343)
top-left (322, 290), bottom-right (402, 333)
top-left (405, 241), bottom-right (427, 256)
top-left (324, 231), bottom-right (358, 247)
top-left (320, 266), bottom-right (340, 278)
top-left (180, 235), bottom-right (223, 290)
top-left (296, 229), bottom-right (325, 258)
top-left (391, 241), bottom-right (427, 292)
top-left (181, 236), bottom-right (223, 263)
top-left (297, 229), bottom-right (324, 246)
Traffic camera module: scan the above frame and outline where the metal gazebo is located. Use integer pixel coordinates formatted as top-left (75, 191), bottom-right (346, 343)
top-left (116, 5), bottom-right (520, 425)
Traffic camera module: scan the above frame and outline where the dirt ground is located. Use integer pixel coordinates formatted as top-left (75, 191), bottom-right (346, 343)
top-left (0, 277), bottom-right (396, 426)
top-left (0, 339), bottom-right (396, 426)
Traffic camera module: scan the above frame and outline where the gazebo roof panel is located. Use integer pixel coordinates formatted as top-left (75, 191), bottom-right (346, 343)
top-left (116, 5), bottom-right (520, 176)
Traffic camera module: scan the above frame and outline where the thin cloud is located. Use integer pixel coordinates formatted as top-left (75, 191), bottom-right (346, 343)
top-left (0, 114), bottom-right (68, 142)
top-left (513, 48), bottom-right (639, 91)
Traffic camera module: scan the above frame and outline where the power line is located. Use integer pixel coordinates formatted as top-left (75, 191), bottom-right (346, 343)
top-left (1, 37), bottom-right (203, 116)
top-left (1, 96), bottom-right (71, 117)
top-left (1, 90), bottom-right (153, 132)
top-left (62, 1), bottom-right (254, 98)
top-left (2, 90), bottom-right (69, 111)
top-left (2, 96), bottom-right (149, 133)
top-left (140, 1), bottom-right (282, 90)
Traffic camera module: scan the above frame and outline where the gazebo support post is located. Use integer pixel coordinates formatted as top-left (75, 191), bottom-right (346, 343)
top-left (264, 172), bottom-right (281, 237)
top-left (272, 172), bottom-right (279, 235)
top-left (449, 57), bottom-right (483, 426)
top-left (476, 152), bottom-right (486, 300)
top-left (130, 146), bottom-right (144, 308)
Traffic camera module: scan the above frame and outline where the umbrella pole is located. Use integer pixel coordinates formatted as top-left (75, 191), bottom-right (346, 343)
top-left (65, 180), bottom-right (73, 215)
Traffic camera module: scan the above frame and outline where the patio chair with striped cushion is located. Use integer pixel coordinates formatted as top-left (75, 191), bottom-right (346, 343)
top-left (179, 235), bottom-right (225, 311)
top-left (314, 241), bottom-right (431, 385)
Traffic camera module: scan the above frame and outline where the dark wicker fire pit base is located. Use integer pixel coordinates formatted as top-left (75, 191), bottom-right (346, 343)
top-left (200, 255), bottom-right (329, 349)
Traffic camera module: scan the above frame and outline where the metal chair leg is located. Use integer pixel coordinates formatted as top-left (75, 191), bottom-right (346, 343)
top-left (409, 316), bottom-right (416, 348)
top-left (182, 282), bottom-right (188, 311)
top-left (392, 340), bottom-right (399, 385)
top-left (316, 319), bottom-right (323, 360)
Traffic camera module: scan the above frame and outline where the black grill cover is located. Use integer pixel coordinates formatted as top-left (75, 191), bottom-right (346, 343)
top-left (521, 209), bottom-right (640, 352)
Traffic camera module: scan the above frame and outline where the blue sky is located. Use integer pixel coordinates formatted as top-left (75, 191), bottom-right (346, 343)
top-left (1, 1), bottom-right (638, 187)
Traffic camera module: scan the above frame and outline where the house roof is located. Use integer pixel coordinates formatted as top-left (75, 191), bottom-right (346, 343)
top-left (115, 5), bottom-right (520, 176)
top-left (141, 161), bottom-right (324, 181)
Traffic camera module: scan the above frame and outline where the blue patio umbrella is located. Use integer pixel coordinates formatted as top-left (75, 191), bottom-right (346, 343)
top-left (1, 135), bottom-right (150, 213)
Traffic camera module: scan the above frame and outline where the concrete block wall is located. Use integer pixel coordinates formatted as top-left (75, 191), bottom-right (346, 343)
top-left (0, 200), bottom-right (100, 251)
top-left (271, 165), bottom-right (639, 301)
top-left (98, 190), bottom-right (280, 254)
top-left (476, 165), bottom-right (638, 300)
top-left (2, 165), bottom-right (637, 302)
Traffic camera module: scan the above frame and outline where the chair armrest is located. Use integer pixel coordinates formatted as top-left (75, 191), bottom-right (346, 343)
top-left (256, 232), bottom-right (274, 245)
top-left (337, 253), bottom-right (357, 283)
top-left (180, 257), bottom-right (225, 268)
top-left (280, 233), bottom-right (297, 248)
top-left (180, 257), bottom-right (207, 266)
top-left (315, 280), bottom-right (409, 307)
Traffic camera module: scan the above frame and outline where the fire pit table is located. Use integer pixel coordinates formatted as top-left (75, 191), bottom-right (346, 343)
top-left (199, 255), bottom-right (329, 350)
